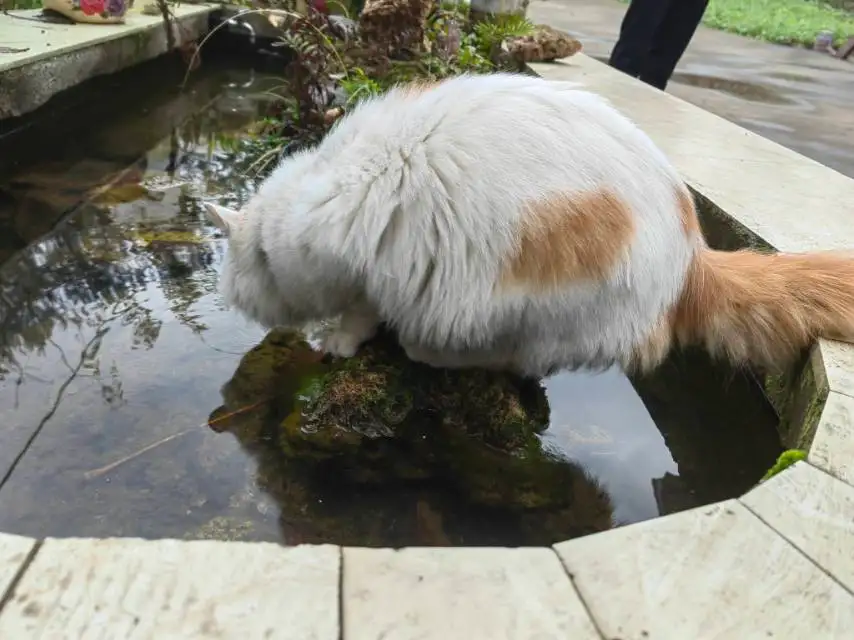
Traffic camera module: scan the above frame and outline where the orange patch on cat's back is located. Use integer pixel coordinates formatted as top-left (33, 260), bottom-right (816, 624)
top-left (675, 185), bottom-right (701, 238)
top-left (500, 187), bottom-right (636, 291)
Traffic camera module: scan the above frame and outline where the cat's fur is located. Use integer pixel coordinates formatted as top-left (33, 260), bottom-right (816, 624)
top-left (204, 72), bottom-right (854, 378)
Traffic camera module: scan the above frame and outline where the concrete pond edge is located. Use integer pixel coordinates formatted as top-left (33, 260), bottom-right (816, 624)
top-left (0, 5), bottom-right (216, 120)
top-left (0, 51), bottom-right (853, 637)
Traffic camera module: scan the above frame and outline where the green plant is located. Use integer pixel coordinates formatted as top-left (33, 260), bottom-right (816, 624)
top-left (472, 13), bottom-right (535, 57)
top-left (190, 0), bottom-right (539, 174)
top-left (760, 449), bottom-right (807, 483)
top-left (339, 67), bottom-right (383, 106)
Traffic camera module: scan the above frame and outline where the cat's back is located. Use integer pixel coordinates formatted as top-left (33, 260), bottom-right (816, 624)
top-left (281, 73), bottom-right (696, 356)
top-left (299, 72), bottom-right (691, 281)
top-left (317, 73), bottom-right (681, 214)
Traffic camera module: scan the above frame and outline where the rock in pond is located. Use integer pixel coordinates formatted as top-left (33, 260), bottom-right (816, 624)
top-left (213, 327), bottom-right (615, 546)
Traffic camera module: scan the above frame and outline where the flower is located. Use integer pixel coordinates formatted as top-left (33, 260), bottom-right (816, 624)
top-left (106, 0), bottom-right (125, 15)
top-left (79, 0), bottom-right (106, 15)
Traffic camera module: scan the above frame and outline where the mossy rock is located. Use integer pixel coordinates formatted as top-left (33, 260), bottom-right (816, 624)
top-left (290, 329), bottom-right (549, 450)
top-left (214, 327), bottom-right (615, 544)
top-left (222, 328), bottom-right (325, 410)
top-left (276, 329), bottom-right (555, 491)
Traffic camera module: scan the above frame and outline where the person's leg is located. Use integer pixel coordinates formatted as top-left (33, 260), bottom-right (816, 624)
top-left (640, 0), bottom-right (709, 90)
top-left (609, 0), bottom-right (673, 79)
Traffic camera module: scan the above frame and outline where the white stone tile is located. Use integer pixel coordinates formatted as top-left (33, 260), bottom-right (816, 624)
top-left (809, 391), bottom-right (854, 485)
top-left (741, 461), bottom-right (854, 592)
top-left (0, 538), bottom-right (339, 639)
top-left (0, 6), bottom-right (215, 73)
top-left (0, 533), bottom-right (37, 603)
top-left (553, 500), bottom-right (854, 639)
top-left (532, 55), bottom-right (854, 254)
top-left (343, 546), bottom-right (601, 640)
top-left (818, 340), bottom-right (854, 400)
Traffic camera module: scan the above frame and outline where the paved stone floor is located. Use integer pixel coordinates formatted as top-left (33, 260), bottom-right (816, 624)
top-left (530, 0), bottom-right (854, 178)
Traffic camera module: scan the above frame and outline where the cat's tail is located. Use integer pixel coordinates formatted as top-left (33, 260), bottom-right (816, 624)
top-left (672, 247), bottom-right (854, 370)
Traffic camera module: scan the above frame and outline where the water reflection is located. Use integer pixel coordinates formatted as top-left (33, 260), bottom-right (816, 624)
top-left (542, 368), bottom-right (674, 525)
top-left (0, 65), bottom-right (782, 545)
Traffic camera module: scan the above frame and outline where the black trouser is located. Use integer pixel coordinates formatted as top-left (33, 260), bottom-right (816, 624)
top-left (608, 0), bottom-right (709, 91)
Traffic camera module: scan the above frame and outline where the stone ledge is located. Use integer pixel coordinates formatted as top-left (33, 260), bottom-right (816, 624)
top-left (1, 461), bottom-right (853, 639)
top-left (342, 546), bottom-right (600, 639)
top-left (554, 488), bottom-right (854, 638)
top-left (531, 54), bottom-right (854, 486)
top-left (0, 536), bottom-right (341, 638)
top-left (0, 5), bottom-right (216, 119)
top-left (741, 460), bottom-right (854, 594)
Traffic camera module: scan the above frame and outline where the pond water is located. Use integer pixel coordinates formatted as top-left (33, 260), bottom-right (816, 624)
top-left (0, 60), bottom-right (782, 546)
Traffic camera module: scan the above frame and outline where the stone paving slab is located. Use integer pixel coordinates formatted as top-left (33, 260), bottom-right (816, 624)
top-left (818, 340), bottom-right (854, 401)
top-left (0, 537), bottom-right (340, 639)
top-left (808, 390), bottom-right (854, 485)
top-left (741, 460), bottom-right (854, 593)
top-left (0, 533), bottom-right (36, 604)
top-left (0, 6), bottom-right (214, 73)
top-left (553, 499), bottom-right (854, 639)
top-left (0, 5), bottom-right (215, 119)
top-left (342, 546), bottom-right (601, 640)
top-left (1, 477), bottom-right (854, 640)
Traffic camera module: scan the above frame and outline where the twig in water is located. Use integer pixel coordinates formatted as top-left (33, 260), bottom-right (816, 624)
top-left (83, 400), bottom-right (266, 480)
top-left (0, 327), bottom-right (110, 494)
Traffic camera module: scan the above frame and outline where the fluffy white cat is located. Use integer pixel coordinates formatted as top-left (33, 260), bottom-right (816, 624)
top-left (203, 72), bottom-right (854, 378)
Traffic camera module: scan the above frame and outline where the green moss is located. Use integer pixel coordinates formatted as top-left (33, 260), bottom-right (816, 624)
top-left (775, 355), bottom-right (829, 450)
top-left (135, 230), bottom-right (205, 245)
top-left (93, 183), bottom-right (151, 206)
top-left (763, 370), bottom-right (792, 418)
top-left (186, 516), bottom-right (255, 542)
top-left (270, 328), bottom-right (586, 508)
top-left (761, 449), bottom-right (807, 482)
top-left (288, 329), bottom-right (549, 454)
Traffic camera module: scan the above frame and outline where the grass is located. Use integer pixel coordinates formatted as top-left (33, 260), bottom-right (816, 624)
top-left (702, 0), bottom-right (854, 47)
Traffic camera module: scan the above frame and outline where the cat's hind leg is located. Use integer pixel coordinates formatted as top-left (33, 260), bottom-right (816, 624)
top-left (322, 303), bottom-right (380, 358)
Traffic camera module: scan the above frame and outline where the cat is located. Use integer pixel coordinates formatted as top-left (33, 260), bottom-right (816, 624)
top-left (203, 72), bottom-right (854, 378)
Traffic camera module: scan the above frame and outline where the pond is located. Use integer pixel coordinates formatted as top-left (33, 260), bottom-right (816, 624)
top-left (0, 58), bottom-right (783, 546)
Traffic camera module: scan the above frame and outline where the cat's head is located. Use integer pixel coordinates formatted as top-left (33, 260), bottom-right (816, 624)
top-left (203, 202), bottom-right (290, 330)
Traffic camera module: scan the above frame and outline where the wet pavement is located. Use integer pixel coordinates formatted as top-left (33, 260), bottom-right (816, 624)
top-left (531, 0), bottom-right (854, 178)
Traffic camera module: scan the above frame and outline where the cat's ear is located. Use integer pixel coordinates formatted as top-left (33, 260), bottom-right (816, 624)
top-left (203, 203), bottom-right (241, 237)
